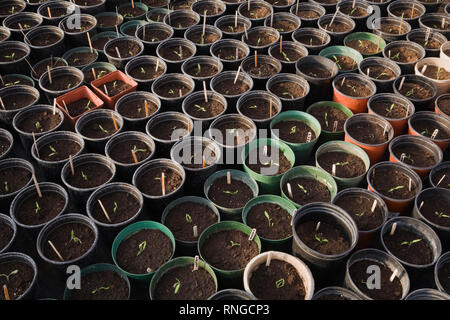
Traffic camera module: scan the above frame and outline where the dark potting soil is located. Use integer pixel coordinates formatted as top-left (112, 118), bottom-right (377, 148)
top-left (201, 229), bottom-right (259, 270)
top-left (309, 105), bottom-right (348, 132)
top-left (214, 121), bottom-right (253, 146)
top-left (296, 10), bottom-right (321, 19)
top-left (0, 166), bottom-right (31, 196)
top-left (0, 261), bottom-right (34, 300)
top-left (105, 40), bottom-right (141, 59)
top-left (38, 140), bottom-right (81, 162)
top-left (270, 81), bottom-right (305, 99)
top-left (101, 80), bottom-right (132, 97)
top-left (250, 260), bottom-right (305, 300)
top-left (109, 140), bottom-right (151, 164)
top-left (66, 52), bottom-right (97, 68)
top-left (328, 55), bottom-right (357, 71)
top-left (239, 98), bottom-right (279, 120)
top-left (334, 195), bottom-right (384, 231)
top-left (431, 167), bottom-right (450, 190)
top-left (214, 47), bottom-right (246, 61)
top-left (80, 118), bottom-right (118, 139)
top-left (0, 221), bottom-right (13, 251)
top-left (169, 17), bottom-right (198, 29)
top-left (193, 3), bottom-right (224, 15)
top-left (316, 294), bottom-right (348, 300)
top-left (154, 265), bottom-right (216, 300)
top-left (393, 144), bottom-right (437, 168)
top-left (335, 78), bottom-right (373, 97)
top-left (136, 167), bottom-right (183, 196)
top-left (178, 143), bottom-right (217, 169)
top-left (91, 191), bottom-right (140, 224)
top-left (17, 110), bottom-right (61, 134)
top-left (185, 99), bottom-right (224, 118)
top-left (62, 19), bottom-right (94, 33)
top-left (208, 176), bottom-right (253, 208)
top-left (15, 191), bottom-right (65, 226)
top-left (349, 260), bottom-right (402, 300)
top-left (245, 31), bottom-right (277, 47)
top-left (186, 63), bottom-right (218, 78)
top-left (97, 15), bottom-right (121, 28)
top-left (422, 65), bottom-right (450, 81)
top-left (317, 152), bottom-right (366, 178)
top-left (140, 29), bottom-right (171, 43)
top-left (412, 120), bottom-right (449, 140)
top-left (437, 96), bottom-right (450, 115)
top-left (165, 202), bottom-right (218, 242)
top-left (43, 222), bottom-right (96, 262)
top-left (42, 7), bottom-right (68, 18)
top-left (83, 67), bottom-right (112, 83)
top-left (322, 21), bottom-right (352, 33)
top-left (0, 4), bottom-right (24, 16)
top-left (383, 228), bottom-right (433, 265)
top-left (33, 59), bottom-right (66, 79)
top-left (299, 64), bottom-right (332, 78)
top-left (45, 75), bottom-right (81, 92)
top-left (118, 98), bottom-right (159, 119)
top-left (159, 45), bottom-right (194, 61)
top-left (0, 49), bottom-right (27, 63)
top-left (364, 65), bottom-right (396, 81)
top-left (128, 64), bottom-right (164, 80)
top-left (240, 6), bottom-right (271, 20)
top-left (370, 100), bottom-right (409, 119)
top-left (142, 0), bottom-right (168, 6)
top-left (282, 177), bottom-right (330, 205)
top-left (296, 220), bottom-right (350, 255)
top-left (340, 5), bottom-right (367, 17)
top-left (422, 20), bottom-right (450, 31)
top-left (244, 62), bottom-right (278, 78)
top-left (149, 120), bottom-right (188, 141)
top-left (271, 47), bottom-right (304, 63)
top-left (2, 93), bottom-right (37, 111)
top-left (389, 47), bottom-right (420, 63)
top-left (371, 167), bottom-right (417, 199)
top-left (295, 35), bottom-right (327, 46)
top-left (154, 81), bottom-right (192, 99)
top-left (315, 0), bottom-right (338, 4)
top-left (65, 163), bottom-right (112, 189)
top-left (390, 7), bottom-right (422, 19)
top-left (245, 146), bottom-right (292, 176)
top-left (272, 120), bottom-right (316, 143)
top-left (438, 263), bottom-right (450, 294)
top-left (219, 23), bottom-right (247, 34)
top-left (419, 196), bottom-right (450, 228)
top-left (148, 11), bottom-right (167, 23)
top-left (65, 98), bottom-right (94, 117)
top-left (246, 203), bottom-right (292, 240)
top-left (0, 138), bottom-right (10, 156)
top-left (28, 32), bottom-right (62, 47)
top-left (214, 79), bottom-right (250, 96)
top-left (187, 31), bottom-right (221, 45)
top-left (68, 270), bottom-right (129, 300)
top-left (347, 121), bottom-right (389, 144)
top-left (116, 229), bottom-right (173, 274)
top-left (379, 24), bottom-right (408, 35)
top-left (346, 39), bottom-right (379, 55)
top-left (92, 35), bottom-right (116, 51)
top-left (118, 6), bottom-right (145, 19)
top-left (411, 36), bottom-right (441, 50)
top-left (73, 0), bottom-right (102, 5)
top-left (0, 75), bottom-right (33, 89)
top-left (272, 20), bottom-right (297, 33)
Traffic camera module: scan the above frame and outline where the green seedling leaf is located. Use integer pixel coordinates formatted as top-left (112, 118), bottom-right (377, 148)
top-left (314, 234), bottom-right (329, 244)
top-left (186, 213), bottom-right (192, 223)
top-left (48, 145), bottom-right (57, 157)
top-left (113, 201), bottom-right (118, 214)
top-left (70, 229), bottom-right (82, 244)
top-left (81, 171), bottom-right (88, 181)
top-left (92, 286), bottom-right (110, 294)
top-left (173, 278), bottom-right (181, 294)
top-left (264, 210), bottom-right (274, 227)
top-left (0, 269), bottom-right (18, 282)
top-left (388, 185), bottom-right (404, 193)
top-left (275, 278), bottom-right (285, 288)
top-left (297, 184), bottom-right (307, 193)
top-left (35, 201), bottom-right (41, 214)
top-left (223, 190), bottom-right (238, 195)
top-left (400, 239), bottom-right (422, 247)
top-left (229, 240), bottom-right (240, 247)
top-left (137, 241), bottom-right (147, 256)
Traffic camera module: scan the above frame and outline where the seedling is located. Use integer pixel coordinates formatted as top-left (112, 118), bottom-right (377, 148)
top-left (388, 185), bottom-right (404, 193)
top-left (401, 153), bottom-right (414, 164)
top-left (390, 52), bottom-right (400, 60)
top-left (275, 278), bottom-right (285, 288)
top-left (289, 126), bottom-right (296, 134)
top-left (140, 67), bottom-right (146, 74)
top-left (228, 25), bottom-right (234, 32)
top-left (264, 211), bottom-right (274, 227)
top-left (420, 129), bottom-right (429, 136)
top-left (92, 287), bottom-right (110, 294)
top-left (185, 213), bottom-right (192, 223)
top-left (194, 104), bottom-right (206, 112)
top-left (333, 55), bottom-right (342, 70)
top-left (436, 67), bottom-right (443, 80)
top-left (195, 63), bottom-right (201, 76)
top-left (229, 240), bottom-right (240, 247)
top-left (248, 105), bottom-right (257, 109)
top-left (4, 80), bottom-right (20, 87)
top-left (297, 184), bottom-right (307, 193)
top-left (0, 270), bottom-right (18, 282)
top-left (70, 229), bottom-right (82, 244)
top-left (385, 103), bottom-right (395, 114)
top-left (35, 201), bottom-right (41, 214)
top-left (309, 38), bottom-right (313, 46)
top-left (345, 83), bottom-right (357, 93)
top-left (434, 211), bottom-right (450, 218)
top-left (4, 52), bottom-right (15, 60)
top-left (349, 7), bottom-right (357, 16)
top-left (355, 212), bottom-right (365, 217)
top-left (314, 234), bottom-right (329, 244)
top-left (358, 39), bottom-right (363, 47)
top-left (173, 49), bottom-right (182, 58)
top-left (282, 92), bottom-right (294, 99)
top-left (334, 161), bottom-right (349, 166)
top-left (376, 72), bottom-right (388, 80)
top-left (4, 181), bottom-right (8, 193)
top-left (256, 38), bottom-right (261, 46)
top-left (113, 201), bottom-right (118, 214)
top-left (97, 70), bottom-right (106, 79)
top-left (223, 190), bottom-right (238, 195)
top-left (81, 171), bottom-right (88, 181)
top-left (405, 88), bottom-right (414, 97)
top-left (112, 81), bottom-right (118, 89)
top-left (173, 278), bottom-right (181, 294)
top-left (400, 238), bottom-right (422, 247)
top-left (281, 51), bottom-right (290, 61)
top-left (137, 241), bottom-right (147, 256)
top-left (98, 124), bottom-right (109, 134)
top-left (66, 83), bottom-right (72, 89)
top-left (132, 145), bottom-right (146, 154)
top-left (168, 89), bottom-right (175, 95)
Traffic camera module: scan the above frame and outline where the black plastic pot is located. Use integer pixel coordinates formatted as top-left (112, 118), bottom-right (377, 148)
top-left (266, 73), bottom-right (309, 111)
top-left (151, 73), bottom-right (195, 111)
top-left (318, 13), bottom-right (356, 45)
top-left (0, 25), bottom-right (10, 42)
top-left (163, 9), bottom-right (200, 38)
top-left (104, 36), bottom-right (144, 69)
top-left (62, 46), bottom-right (99, 70)
top-left (393, 75), bottom-right (438, 112)
top-left (0, 128), bottom-right (12, 159)
top-left (237, 0), bottom-right (273, 27)
top-left (435, 251), bottom-right (450, 295)
top-left (237, 90), bottom-right (282, 130)
top-left (268, 40), bottom-right (308, 73)
top-left (336, 0), bottom-right (374, 32)
top-left (75, 109), bottom-right (124, 154)
top-left (0, 0), bottom-right (25, 22)
top-left (156, 37), bottom-right (197, 73)
top-left (105, 130), bottom-right (155, 182)
top-left (371, 17), bottom-right (411, 42)
top-left (263, 12), bottom-right (301, 40)
top-left (405, 288), bottom-right (449, 300)
top-left (290, 2), bottom-right (325, 27)
top-left (24, 25), bottom-right (65, 62)
top-left (38, 66), bottom-right (84, 103)
top-left (210, 38), bottom-right (250, 70)
top-left (309, 0), bottom-right (337, 14)
top-left (387, 0), bottom-right (425, 29)
top-left (241, 54), bottom-right (281, 90)
top-left (185, 24), bottom-right (223, 56)
top-left (312, 286), bottom-right (361, 300)
top-left (2, 11), bottom-right (43, 41)
top-left (358, 57), bottom-right (401, 93)
top-left (292, 27), bottom-right (330, 55)
top-left (30, 56), bottom-right (68, 83)
top-left (419, 13), bottom-right (449, 39)
top-left (208, 289), bottom-right (256, 300)
top-left (214, 14), bottom-right (252, 40)
top-left (0, 213), bottom-right (16, 254)
top-left (0, 40), bottom-right (30, 75)
top-left (242, 26), bottom-right (280, 55)
top-left (383, 40), bottom-right (425, 74)
top-left (0, 157), bottom-right (34, 209)
top-left (406, 28), bottom-right (447, 58)
top-left (135, 22), bottom-right (173, 55)
top-left (125, 55), bottom-right (167, 91)
top-left (0, 85), bottom-right (40, 125)
top-left (37, 1), bottom-right (76, 26)
top-left (59, 14), bottom-right (97, 46)
top-left (429, 161), bottom-right (450, 188)
top-left (181, 55), bottom-right (223, 90)
top-left (0, 252), bottom-right (37, 300)
top-left (191, 0), bottom-right (226, 24)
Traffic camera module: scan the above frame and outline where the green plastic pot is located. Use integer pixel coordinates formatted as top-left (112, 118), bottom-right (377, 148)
top-left (95, 12), bottom-right (124, 32)
top-left (118, 2), bottom-right (148, 21)
top-left (242, 195), bottom-right (297, 251)
top-left (343, 32), bottom-right (387, 57)
top-left (198, 221), bottom-right (261, 288)
top-left (270, 111), bottom-right (322, 165)
top-left (204, 169), bottom-right (259, 221)
top-left (306, 101), bottom-right (353, 143)
top-left (149, 256), bottom-right (218, 300)
top-left (242, 138), bottom-right (295, 195)
top-left (161, 196), bottom-right (220, 256)
top-left (280, 165), bottom-right (338, 208)
top-left (120, 20), bottom-right (148, 37)
top-left (62, 46), bottom-right (99, 70)
top-left (315, 141), bottom-right (370, 189)
top-left (63, 263), bottom-right (131, 300)
top-left (111, 221), bottom-right (176, 282)
top-left (319, 45), bottom-right (364, 74)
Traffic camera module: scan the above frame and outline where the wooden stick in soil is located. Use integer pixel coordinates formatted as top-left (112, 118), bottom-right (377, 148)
top-left (202, 11), bottom-right (206, 37)
top-left (32, 173), bottom-right (42, 198)
top-left (131, 150), bottom-right (138, 163)
top-left (48, 240), bottom-right (64, 262)
top-left (161, 172), bottom-right (166, 196)
top-left (193, 225), bottom-right (198, 238)
top-left (442, 18), bottom-right (445, 30)
top-left (254, 50), bottom-right (257, 67)
top-left (97, 199), bottom-right (112, 223)
top-left (352, 0), bottom-right (356, 8)
top-left (436, 175), bottom-right (446, 187)
top-left (295, 0), bottom-right (299, 15)
top-left (390, 222), bottom-right (397, 235)
top-left (203, 81), bottom-right (208, 102)
top-left (431, 129), bottom-right (439, 140)
top-left (279, 35), bottom-right (283, 53)
top-left (131, 0), bottom-right (134, 9)
top-left (87, 32), bottom-right (93, 53)
top-left (69, 154), bottom-right (74, 176)
top-left (115, 25), bottom-right (119, 37)
top-left (235, 10), bottom-right (238, 28)
top-left (382, 123), bottom-right (389, 137)
top-left (167, 5), bottom-right (171, 25)
top-left (389, 269), bottom-right (398, 282)
top-left (103, 84), bottom-right (109, 96)
top-left (233, 66), bottom-right (241, 84)
top-left (47, 65), bottom-right (53, 85)
top-left (179, 89), bottom-right (182, 97)
top-left (418, 201), bottom-right (424, 211)
top-left (333, 121), bottom-right (338, 132)
top-left (142, 24), bottom-right (146, 41)
top-left (425, 27), bottom-right (431, 43)
top-left (3, 285), bottom-right (9, 300)
top-left (47, 6), bottom-right (52, 18)
top-left (316, 221), bottom-right (321, 231)
top-left (144, 100), bottom-right (149, 117)
top-left (112, 115), bottom-right (118, 131)
top-left (0, 74), bottom-right (3, 86)
top-left (266, 251), bottom-right (272, 266)
top-left (399, 13), bottom-right (404, 34)
top-left (18, 23), bottom-right (29, 43)
top-left (227, 171), bottom-right (231, 185)
top-left (330, 7), bottom-right (339, 27)
top-left (376, 33), bottom-right (381, 52)
top-left (115, 47), bottom-right (121, 58)
top-left (193, 255), bottom-right (199, 271)
top-left (341, 76), bottom-right (346, 87)
top-left (91, 67), bottom-right (96, 80)
top-left (155, 59), bottom-right (159, 72)
top-left (269, 99), bottom-right (273, 118)
top-left (53, 98), bottom-right (56, 115)
top-left (32, 133), bottom-right (40, 159)
top-left (398, 77), bottom-right (405, 90)
top-left (270, 10), bottom-right (273, 27)
top-left (371, 199), bottom-right (377, 213)
top-left (366, 68), bottom-right (370, 77)
top-left (421, 65), bottom-right (427, 74)
top-left (62, 100), bottom-right (69, 114)
top-left (411, 3), bottom-right (414, 18)
top-left (248, 0), bottom-right (250, 12)
top-left (332, 164), bottom-right (336, 176)
top-left (409, 178), bottom-right (412, 191)
top-left (202, 155), bottom-right (206, 168)
top-left (244, 25), bottom-right (248, 39)
top-left (0, 97), bottom-right (4, 110)
top-left (286, 182), bottom-right (293, 199)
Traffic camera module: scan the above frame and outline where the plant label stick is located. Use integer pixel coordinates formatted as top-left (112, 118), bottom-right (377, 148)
top-left (47, 65), bottom-right (52, 84)
top-left (103, 84), bottom-right (109, 96)
top-left (32, 132), bottom-right (40, 159)
top-left (179, 89), bottom-right (182, 97)
top-left (295, 0), bottom-right (299, 15)
top-left (244, 25), bottom-right (248, 39)
top-left (269, 99), bottom-right (273, 118)
top-left (383, 123), bottom-right (388, 137)
top-left (233, 66), bottom-right (241, 84)
top-left (400, 153), bottom-right (406, 162)
top-left (270, 11), bottom-right (273, 27)
top-left (421, 65), bottom-right (427, 74)
top-left (203, 80), bottom-right (208, 102)
top-left (315, 221), bottom-right (321, 232)
top-left (3, 285), bottom-right (9, 300)
top-left (227, 171), bottom-right (231, 184)
top-left (48, 240), bottom-right (64, 261)
top-left (0, 97), bottom-right (4, 110)
top-left (330, 7), bottom-right (339, 27)
top-left (155, 59), bottom-right (159, 72)
top-left (53, 98), bottom-right (56, 115)
top-left (112, 115), bottom-right (118, 131)
top-left (371, 199), bottom-right (377, 212)
top-left (254, 50), bottom-right (257, 67)
top-left (390, 222), bottom-right (397, 235)
top-left (436, 175), bottom-right (446, 187)
top-left (333, 121), bottom-right (338, 132)
top-left (248, 0), bottom-right (250, 12)
top-left (87, 32), bottom-right (93, 53)
top-left (341, 76), bottom-right (346, 87)
top-left (131, 0), bottom-right (134, 8)
top-left (419, 201), bottom-right (424, 211)
top-left (91, 67), bottom-right (96, 80)
top-left (367, 68), bottom-right (370, 77)
top-left (411, 3), bottom-right (414, 18)
top-left (306, 131), bottom-right (312, 142)
top-left (202, 155), bottom-right (206, 168)
top-left (62, 100), bottom-right (69, 113)
top-left (352, 0), bottom-right (356, 7)
top-left (179, 45), bottom-right (183, 58)
top-left (409, 178), bottom-right (412, 191)
top-left (32, 174), bottom-right (42, 198)
top-left (193, 225), bottom-right (198, 238)
top-left (0, 74), bottom-right (3, 86)
top-left (425, 27), bottom-right (431, 42)
top-left (115, 25), bottom-right (119, 37)
top-left (193, 255), bottom-right (199, 271)
top-left (131, 150), bottom-right (138, 163)
top-left (47, 6), bottom-right (52, 18)
top-left (431, 129), bottom-right (439, 140)
top-left (266, 251), bottom-right (272, 266)
top-left (248, 228), bottom-right (256, 241)
top-left (389, 269), bottom-right (398, 282)
top-left (287, 182), bottom-right (293, 199)
top-left (144, 100), bottom-right (149, 117)
top-left (399, 13), bottom-right (404, 34)
top-left (235, 10), bottom-right (238, 28)
top-left (442, 18), bottom-right (445, 29)
top-left (69, 154), bottom-right (75, 175)
top-left (142, 24), bottom-right (146, 41)
top-left (398, 77), bottom-right (405, 90)
top-left (203, 11), bottom-right (206, 36)
top-left (332, 164), bottom-right (336, 176)
top-left (97, 199), bottom-right (112, 223)
top-left (161, 172), bottom-right (166, 196)
top-left (115, 46), bottom-right (121, 58)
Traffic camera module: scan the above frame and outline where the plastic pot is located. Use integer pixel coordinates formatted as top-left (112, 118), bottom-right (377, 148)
top-left (185, 24), bottom-right (223, 56)
top-left (181, 55), bottom-right (223, 90)
top-left (182, 90), bottom-right (227, 131)
top-left (191, 0), bottom-right (226, 24)
top-left (387, 0), bottom-right (425, 29)
top-left (292, 27), bottom-right (330, 55)
top-left (345, 248), bottom-right (410, 300)
top-left (59, 14), bottom-right (97, 46)
top-left (312, 286), bottom-right (361, 300)
top-left (371, 17), bottom-right (411, 43)
top-left (242, 26), bottom-right (280, 55)
top-left (393, 75), bottom-right (438, 112)
top-left (389, 134), bottom-right (443, 179)
top-left (119, 19), bottom-right (148, 37)
top-left (236, 90), bottom-right (282, 129)
top-left (31, 57), bottom-right (68, 83)
top-left (428, 161), bottom-right (450, 189)
top-left (263, 12), bottom-right (300, 40)
top-left (210, 70), bottom-right (254, 112)
top-left (115, 90), bottom-right (161, 132)
top-left (242, 195), bottom-right (297, 251)
top-left (62, 153), bottom-right (116, 207)
top-left (0, 252), bottom-right (37, 300)
top-left (75, 108), bottom-right (124, 154)
top-left (156, 37), bottom-right (196, 73)
top-left (441, 41), bottom-right (450, 64)
top-left (82, 61), bottom-right (117, 84)
top-left (237, 0), bottom-right (273, 27)
top-left (407, 28), bottom-right (447, 58)
top-left (318, 14), bottom-right (356, 45)
top-left (243, 251), bottom-right (315, 300)
top-left (408, 111), bottom-right (450, 151)
top-left (295, 55), bottom-right (339, 104)
top-left (315, 140), bottom-right (370, 188)
top-left (214, 14), bottom-right (252, 40)
top-left (266, 73), bottom-right (309, 111)
top-left (405, 288), bottom-right (449, 300)
top-left (210, 38), bottom-right (250, 70)
top-left (309, 0), bottom-right (337, 14)
top-left (37, 1), bottom-right (76, 26)
top-left (124, 56), bottom-right (166, 92)
top-left (0, 25), bottom-right (10, 42)
top-left (0, 41), bottom-right (30, 75)
top-left (435, 251), bottom-right (450, 295)
top-left (435, 93), bottom-right (450, 121)
top-left (383, 40), bottom-right (425, 74)
top-left (419, 13), bottom-right (449, 39)
top-left (38, 66), bottom-right (84, 104)
top-left (62, 46), bottom-right (99, 70)
top-left (0, 213), bottom-right (16, 254)
top-left (270, 110), bottom-right (321, 165)
top-left (104, 36), bottom-right (144, 70)
top-left (0, 0), bottom-right (25, 22)
top-left (319, 45), bottom-right (364, 73)
top-left (12, 104), bottom-right (64, 153)
top-left (75, 0), bottom-right (106, 14)
top-left (90, 31), bottom-right (121, 58)
top-left (151, 73), bottom-right (195, 111)
top-left (161, 196), bottom-right (220, 256)
top-left (0, 158), bottom-right (34, 209)
top-left (332, 73), bottom-right (377, 114)
top-left (94, 12), bottom-right (123, 32)
top-left (208, 289), bottom-right (256, 300)
top-left (358, 57), bottom-right (401, 93)
top-left (135, 22), bottom-right (173, 55)
top-left (241, 55), bottom-right (281, 90)
top-left (290, 2), bottom-right (325, 28)
top-left (163, 9), bottom-right (200, 38)
top-left (2, 11), bottom-right (42, 41)
top-left (343, 32), bottom-right (386, 58)
top-left (0, 85), bottom-right (40, 125)
top-left (268, 41), bottom-right (308, 73)
top-left (0, 73), bottom-right (34, 89)
top-left (336, 0), bottom-right (374, 32)
top-left (149, 256), bottom-right (218, 300)
top-left (204, 169), bottom-right (259, 221)
top-left (366, 0), bottom-right (393, 15)
top-left (333, 187), bottom-right (388, 249)
top-left (344, 113), bottom-right (394, 165)
top-left (415, 57), bottom-right (450, 98)
top-left (0, 128), bottom-right (12, 160)
top-left (266, 0), bottom-right (296, 12)
top-left (198, 221), bottom-right (261, 287)
top-left (367, 161), bottom-right (422, 214)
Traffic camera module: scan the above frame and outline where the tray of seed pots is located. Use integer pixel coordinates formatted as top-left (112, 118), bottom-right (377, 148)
top-left (435, 93), bottom-right (450, 121)
top-left (0, 157), bottom-right (33, 210)
top-left (111, 220), bottom-right (175, 282)
top-left (408, 111), bottom-right (450, 151)
top-left (125, 55), bottom-right (167, 91)
top-left (0, 252), bottom-right (38, 300)
top-left (242, 195), bottom-right (296, 252)
top-left (161, 196), bottom-right (220, 256)
top-left (243, 251), bottom-right (315, 300)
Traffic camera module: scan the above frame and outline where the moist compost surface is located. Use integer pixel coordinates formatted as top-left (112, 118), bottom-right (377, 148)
top-left (239, 98), bottom-right (279, 120)
top-left (3, 93), bottom-right (37, 111)
top-left (272, 120), bottom-right (316, 143)
top-left (346, 39), bottom-right (379, 55)
top-left (335, 78), bottom-right (373, 97)
top-left (0, 166), bottom-right (31, 195)
top-left (187, 31), bottom-right (221, 45)
top-left (383, 228), bottom-right (433, 265)
top-left (101, 80), bottom-right (132, 97)
top-left (371, 167), bottom-right (417, 199)
top-left (213, 47), bottom-right (246, 61)
top-left (412, 120), bottom-right (449, 140)
top-left (271, 47), bottom-right (304, 62)
top-left (97, 15), bottom-right (121, 28)
top-left (208, 176), bottom-right (254, 208)
top-left (83, 67), bottom-right (112, 83)
top-left (29, 33), bottom-right (62, 47)
top-left (0, 138), bottom-right (10, 156)
top-left (128, 64), bottom-right (164, 80)
top-left (105, 40), bottom-right (141, 59)
top-left (347, 121), bottom-right (389, 144)
top-left (328, 55), bottom-right (357, 71)
top-left (185, 63), bottom-right (218, 78)
top-left (169, 17), bottom-right (198, 29)
top-left (422, 65), bottom-right (450, 81)
top-left (334, 195), bottom-right (384, 231)
top-left (117, 98), bottom-right (159, 119)
top-left (178, 143), bottom-right (217, 169)
top-left (65, 163), bottom-right (112, 189)
top-left (419, 196), bottom-right (450, 228)
top-left (91, 191), bottom-right (140, 224)
top-left (245, 31), bottom-right (277, 47)
top-left (431, 167), bottom-right (450, 190)
top-left (437, 96), bottom-right (450, 115)
top-left (282, 177), bottom-right (330, 205)
top-left (270, 81), bottom-right (305, 99)
top-left (244, 62), bottom-right (278, 78)
top-left (246, 203), bottom-right (292, 240)
top-left (154, 82), bottom-right (192, 98)
top-left (17, 110), bottom-right (61, 133)
top-left (370, 100), bottom-right (409, 119)
top-left (140, 29), bottom-right (171, 43)
top-left (245, 145), bottom-right (292, 176)
top-left (0, 261), bottom-right (34, 300)
top-left (66, 52), bottom-right (97, 67)
top-left (109, 140), bottom-right (151, 164)
top-left (214, 79), bottom-right (250, 96)
top-left (309, 105), bottom-right (348, 132)
top-left (149, 120), bottom-right (188, 141)
top-left (389, 47), bottom-right (420, 63)
top-left (398, 82), bottom-right (433, 100)
top-left (80, 118), bottom-right (118, 139)
top-left (317, 151), bottom-right (366, 178)
top-left (392, 144), bottom-right (437, 168)
top-left (0, 75), bottom-right (34, 88)
top-left (45, 75), bottom-right (81, 92)
top-left (16, 191), bottom-right (65, 226)
top-left (365, 65), bottom-right (396, 81)
top-left (0, 221), bottom-right (13, 251)
top-left (136, 167), bottom-right (183, 196)
top-left (240, 6), bottom-right (271, 20)
top-left (68, 270), bottom-right (130, 300)
top-left (65, 98), bottom-right (94, 117)
top-left (185, 99), bottom-right (224, 119)
top-left (213, 121), bottom-right (253, 146)
top-left (38, 140), bottom-right (81, 162)
top-left (159, 45), bottom-right (194, 61)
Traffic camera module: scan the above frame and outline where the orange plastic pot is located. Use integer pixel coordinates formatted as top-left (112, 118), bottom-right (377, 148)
top-left (55, 85), bottom-right (104, 130)
top-left (332, 73), bottom-right (376, 114)
top-left (408, 111), bottom-right (450, 152)
top-left (91, 70), bottom-right (138, 109)
top-left (344, 113), bottom-right (394, 166)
